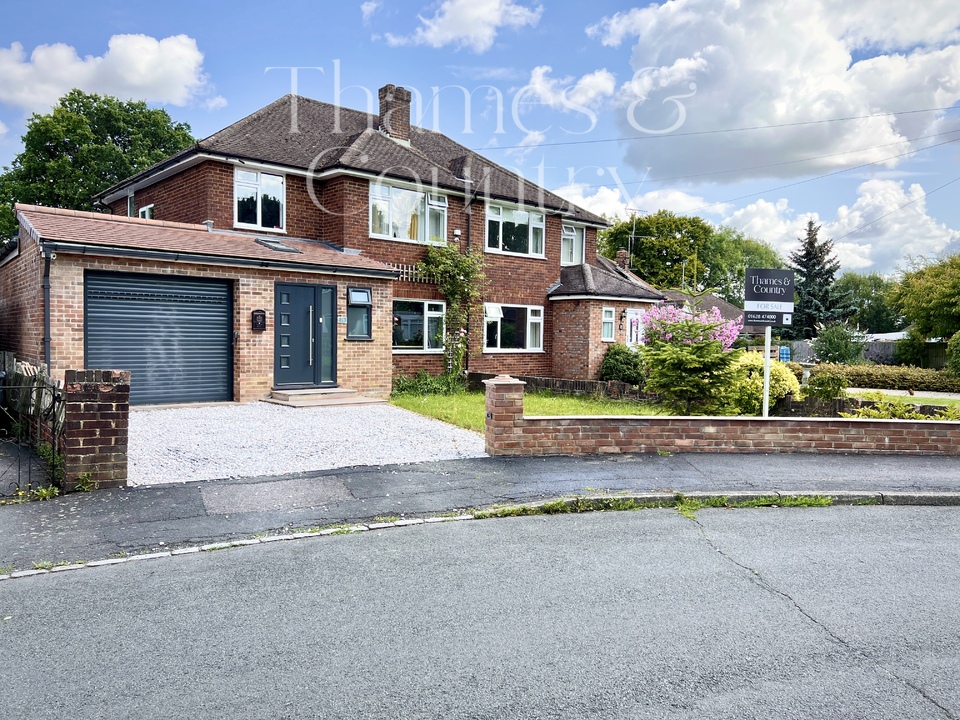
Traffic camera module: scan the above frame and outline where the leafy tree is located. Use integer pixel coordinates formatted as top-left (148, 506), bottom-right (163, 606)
top-left (782, 221), bottom-right (850, 340)
top-left (597, 210), bottom-right (715, 290)
top-left (0, 90), bottom-right (195, 237)
top-left (701, 226), bottom-right (785, 305)
top-left (890, 254), bottom-right (960, 339)
top-left (833, 272), bottom-right (904, 333)
top-left (811, 321), bottom-right (867, 364)
top-left (597, 212), bottom-right (784, 304)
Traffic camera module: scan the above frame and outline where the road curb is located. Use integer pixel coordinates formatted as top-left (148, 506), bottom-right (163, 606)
top-left (3, 491), bottom-right (960, 581)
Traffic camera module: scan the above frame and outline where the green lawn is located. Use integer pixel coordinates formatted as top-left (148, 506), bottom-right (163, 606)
top-left (390, 390), bottom-right (666, 433)
top-left (848, 391), bottom-right (960, 407)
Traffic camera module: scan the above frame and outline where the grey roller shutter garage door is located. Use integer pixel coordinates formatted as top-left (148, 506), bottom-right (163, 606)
top-left (85, 272), bottom-right (233, 405)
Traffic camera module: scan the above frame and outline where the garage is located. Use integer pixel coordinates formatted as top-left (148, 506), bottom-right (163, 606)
top-left (85, 272), bottom-right (233, 405)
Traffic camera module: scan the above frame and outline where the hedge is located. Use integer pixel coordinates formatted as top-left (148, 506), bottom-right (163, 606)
top-left (810, 363), bottom-right (960, 393)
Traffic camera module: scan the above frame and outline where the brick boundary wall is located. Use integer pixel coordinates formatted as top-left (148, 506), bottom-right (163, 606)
top-left (483, 375), bottom-right (960, 457)
top-left (62, 370), bottom-right (130, 491)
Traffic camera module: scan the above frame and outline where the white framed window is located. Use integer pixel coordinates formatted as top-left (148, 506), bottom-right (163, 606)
top-left (601, 307), bottom-right (616, 342)
top-left (393, 299), bottom-right (445, 352)
top-left (138, 204), bottom-right (154, 220)
top-left (485, 304), bottom-right (543, 352)
top-left (126, 192), bottom-right (135, 217)
top-left (561, 225), bottom-right (585, 266)
top-left (486, 205), bottom-right (545, 257)
top-left (235, 168), bottom-right (285, 231)
top-left (370, 183), bottom-right (447, 244)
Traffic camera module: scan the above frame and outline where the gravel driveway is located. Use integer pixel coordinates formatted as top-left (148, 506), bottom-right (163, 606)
top-left (127, 403), bottom-right (486, 486)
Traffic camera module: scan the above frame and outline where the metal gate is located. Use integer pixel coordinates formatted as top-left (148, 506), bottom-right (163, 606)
top-left (0, 363), bottom-right (65, 497)
top-left (84, 272), bottom-right (233, 405)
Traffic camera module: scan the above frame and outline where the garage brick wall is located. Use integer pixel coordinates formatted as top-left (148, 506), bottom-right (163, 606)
top-left (0, 235), bottom-right (45, 366)
top-left (46, 255), bottom-right (393, 401)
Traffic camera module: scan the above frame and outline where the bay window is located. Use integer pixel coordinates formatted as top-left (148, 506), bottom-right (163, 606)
top-left (486, 205), bottom-right (544, 257)
top-left (393, 300), bottom-right (445, 352)
top-left (235, 169), bottom-right (285, 230)
top-left (370, 183), bottom-right (447, 244)
top-left (484, 303), bottom-right (543, 351)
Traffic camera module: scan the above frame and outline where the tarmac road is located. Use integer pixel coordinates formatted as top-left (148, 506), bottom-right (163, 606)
top-left (2, 507), bottom-right (959, 719)
top-left (3, 452), bottom-right (960, 571)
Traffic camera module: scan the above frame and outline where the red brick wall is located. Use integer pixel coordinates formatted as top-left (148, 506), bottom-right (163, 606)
top-left (483, 377), bottom-right (960, 456)
top-left (47, 255), bottom-right (393, 401)
top-left (552, 299), bottom-right (657, 380)
top-left (0, 231), bottom-right (47, 366)
top-left (106, 162), bottom-right (608, 381)
top-left (62, 369), bottom-right (130, 490)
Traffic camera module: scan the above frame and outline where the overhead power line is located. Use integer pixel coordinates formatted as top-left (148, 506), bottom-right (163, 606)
top-left (570, 129), bottom-right (960, 192)
top-left (686, 135), bottom-right (960, 214)
top-left (831, 175), bottom-right (960, 242)
top-left (479, 104), bottom-right (960, 151)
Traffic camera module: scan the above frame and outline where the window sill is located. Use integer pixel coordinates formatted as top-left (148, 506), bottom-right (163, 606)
top-left (392, 349), bottom-right (445, 354)
top-left (346, 336), bottom-right (374, 342)
top-left (370, 234), bottom-right (447, 247)
top-left (234, 223), bottom-right (286, 234)
top-left (484, 248), bottom-right (547, 260)
top-left (482, 348), bottom-right (545, 354)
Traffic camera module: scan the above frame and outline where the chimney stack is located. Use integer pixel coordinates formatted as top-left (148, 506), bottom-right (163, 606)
top-left (378, 84), bottom-right (412, 143)
top-left (616, 247), bottom-right (630, 270)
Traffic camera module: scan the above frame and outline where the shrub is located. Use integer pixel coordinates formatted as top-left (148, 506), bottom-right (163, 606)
top-left (599, 343), bottom-right (645, 386)
top-left (392, 370), bottom-right (465, 395)
top-left (809, 363), bottom-right (960, 393)
top-left (728, 353), bottom-right (802, 415)
top-left (784, 362), bottom-right (805, 382)
top-left (642, 304), bottom-right (742, 350)
top-left (645, 341), bottom-right (743, 415)
top-left (947, 332), bottom-right (960, 377)
top-left (805, 372), bottom-right (848, 401)
top-left (841, 399), bottom-right (960, 420)
top-left (893, 328), bottom-right (928, 367)
top-left (812, 321), bottom-right (866, 364)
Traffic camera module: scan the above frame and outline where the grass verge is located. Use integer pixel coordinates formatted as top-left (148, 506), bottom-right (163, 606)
top-left (476, 493), bottom-right (834, 520)
top-left (390, 389), bottom-right (665, 433)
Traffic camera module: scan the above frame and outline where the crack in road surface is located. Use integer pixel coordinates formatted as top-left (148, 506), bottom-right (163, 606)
top-left (691, 518), bottom-right (956, 719)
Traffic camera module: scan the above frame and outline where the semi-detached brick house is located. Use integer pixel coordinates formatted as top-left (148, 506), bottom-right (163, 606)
top-left (0, 84), bottom-right (664, 405)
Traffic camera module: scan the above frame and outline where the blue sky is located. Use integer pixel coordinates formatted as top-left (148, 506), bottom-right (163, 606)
top-left (2, 0), bottom-right (959, 275)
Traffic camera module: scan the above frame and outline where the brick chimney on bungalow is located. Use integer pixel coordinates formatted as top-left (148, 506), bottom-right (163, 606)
top-left (616, 247), bottom-right (630, 270)
top-left (378, 84), bottom-right (412, 144)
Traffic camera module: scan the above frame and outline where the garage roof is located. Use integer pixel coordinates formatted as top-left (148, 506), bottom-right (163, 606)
top-left (15, 204), bottom-right (399, 279)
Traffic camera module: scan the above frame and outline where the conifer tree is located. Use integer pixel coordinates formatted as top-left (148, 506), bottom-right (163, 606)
top-left (783, 221), bottom-right (849, 340)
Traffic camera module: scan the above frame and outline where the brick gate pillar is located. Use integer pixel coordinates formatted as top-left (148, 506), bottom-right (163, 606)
top-left (483, 375), bottom-right (526, 455)
top-left (62, 370), bottom-right (130, 491)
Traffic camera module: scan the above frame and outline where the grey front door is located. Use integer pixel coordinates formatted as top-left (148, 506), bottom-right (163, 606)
top-left (274, 283), bottom-right (336, 387)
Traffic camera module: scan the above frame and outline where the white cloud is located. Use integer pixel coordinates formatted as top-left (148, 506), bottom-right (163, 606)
top-left (361, 1), bottom-right (382, 23)
top-left (521, 65), bottom-right (616, 110)
top-left (585, 0), bottom-right (960, 183)
top-left (554, 183), bottom-right (727, 221)
top-left (506, 129), bottom-right (545, 161)
top-left (722, 180), bottom-right (960, 274)
top-left (0, 120), bottom-right (7, 140)
top-left (0, 34), bottom-right (219, 113)
top-left (385, 0), bottom-right (543, 53)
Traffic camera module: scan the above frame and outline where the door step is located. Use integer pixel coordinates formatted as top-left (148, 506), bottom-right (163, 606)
top-left (263, 387), bottom-right (387, 408)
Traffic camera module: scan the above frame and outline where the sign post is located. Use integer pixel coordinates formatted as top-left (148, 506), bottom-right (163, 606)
top-left (743, 268), bottom-right (795, 416)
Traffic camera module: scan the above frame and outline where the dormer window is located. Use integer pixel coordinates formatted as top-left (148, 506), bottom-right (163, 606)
top-left (235, 169), bottom-right (285, 231)
top-left (486, 205), bottom-right (544, 258)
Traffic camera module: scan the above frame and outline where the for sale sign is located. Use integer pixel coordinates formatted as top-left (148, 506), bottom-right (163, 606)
top-left (743, 268), bottom-right (795, 326)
